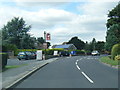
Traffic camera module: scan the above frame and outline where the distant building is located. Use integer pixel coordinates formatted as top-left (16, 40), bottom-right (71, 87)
top-left (52, 44), bottom-right (77, 50)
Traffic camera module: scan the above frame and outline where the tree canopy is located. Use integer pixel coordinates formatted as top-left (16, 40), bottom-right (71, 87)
top-left (67, 36), bottom-right (85, 50)
top-left (1, 17), bottom-right (34, 49)
top-left (105, 3), bottom-right (120, 52)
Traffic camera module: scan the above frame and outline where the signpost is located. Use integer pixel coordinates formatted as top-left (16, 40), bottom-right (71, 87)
top-left (43, 31), bottom-right (51, 60)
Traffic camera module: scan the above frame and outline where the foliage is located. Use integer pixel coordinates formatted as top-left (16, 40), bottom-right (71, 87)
top-left (37, 37), bottom-right (45, 44)
top-left (105, 3), bottom-right (120, 52)
top-left (2, 44), bottom-right (17, 52)
top-left (105, 24), bottom-right (120, 51)
top-left (67, 36), bottom-right (85, 50)
top-left (115, 55), bottom-right (120, 60)
top-left (42, 48), bottom-right (64, 55)
top-left (15, 49), bottom-right (37, 55)
top-left (106, 3), bottom-right (120, 28)
top-left (95, 41), bottom-right (105, 53)
top-left (100, 56), bottom-right (118, 66)
top-left (1, 17), bottom-right (37, 49)
top-left (111, 43), bottom-right (120, 60)
top-left (75, 50), bottom-right (85, 55)
top-left (84, 39), bottom-right (105, 53)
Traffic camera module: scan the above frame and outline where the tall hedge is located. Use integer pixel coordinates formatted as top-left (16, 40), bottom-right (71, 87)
top-left (111, 43), bottom-right (120, 60)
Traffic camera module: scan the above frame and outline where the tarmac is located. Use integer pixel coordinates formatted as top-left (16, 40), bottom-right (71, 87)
top-left (1, 58), bottom-right (58, 89)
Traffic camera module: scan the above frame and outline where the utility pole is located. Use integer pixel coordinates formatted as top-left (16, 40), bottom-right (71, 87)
top-left (43, 31), bottom-right (47, 60)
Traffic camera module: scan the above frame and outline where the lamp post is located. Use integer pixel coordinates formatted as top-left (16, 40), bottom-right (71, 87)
top-left (43, 31), bottom-right (47, 60)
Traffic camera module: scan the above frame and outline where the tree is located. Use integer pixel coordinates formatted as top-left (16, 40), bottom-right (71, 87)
top-left (1, 17), bottom-right (31, 49)
top-left (37, 37), bottom-right (45, 44)
top-left (105, 3), bottom-right (120, 52)
top-left (105, 24), bottom-right (119, 51)
top-left (106, 3), bottom-right (120, 28)
top-left (67, 36), bottom-right (85, 50)
top-left (96, 41), bottom-right (105, 53)
top-left (20, 34), bottom-right (36, 49)
top-left (91, 38), bottom-right (96, 50)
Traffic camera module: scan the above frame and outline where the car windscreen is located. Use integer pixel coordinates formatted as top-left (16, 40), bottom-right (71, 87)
top-left (18, 52), bottom-right (25, 55)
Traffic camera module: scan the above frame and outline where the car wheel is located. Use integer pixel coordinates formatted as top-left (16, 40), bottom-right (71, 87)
top-left (18, 58), bottom-right (21, 60)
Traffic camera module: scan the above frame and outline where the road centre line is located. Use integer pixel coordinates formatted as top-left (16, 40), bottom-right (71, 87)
top-left (76, 65), bottom-right (81, 70)
top-left (81, 72), bottom-right (94, 84)
top-left (75, 59), bottom-right (94, 84)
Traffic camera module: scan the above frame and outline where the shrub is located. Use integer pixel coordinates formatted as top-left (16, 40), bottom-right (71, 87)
top-left (115, 55), bottom-right (120, 60)
top-left (0, 53), bottom-right (8, 70)
top-left (75, 50), bottom-right (85, 55)
top-left (2, 44), bottom-right (17, 52)
top-left (111, 43), bottom-right (120, 60)
top-left (42, 48), bottom-right (64, 55)
top-left (15, 49), bottom-right (37, 56)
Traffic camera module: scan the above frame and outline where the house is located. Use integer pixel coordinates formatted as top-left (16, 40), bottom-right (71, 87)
top-left (52, 44), bottom-right (77, 50)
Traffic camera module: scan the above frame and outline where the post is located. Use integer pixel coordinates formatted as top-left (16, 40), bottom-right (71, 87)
top-left (44, 31), bottom-right (46, 60)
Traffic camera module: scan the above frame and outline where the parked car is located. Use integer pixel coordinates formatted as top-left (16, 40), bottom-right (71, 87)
top-left (30, 51), bottom-right (37, 59)
top-left (59, 51), bottom-right (70, 56)
top-left (17, 51), bottom-right (36, 60)
top-left (91, 50), bottom-right (100, 56)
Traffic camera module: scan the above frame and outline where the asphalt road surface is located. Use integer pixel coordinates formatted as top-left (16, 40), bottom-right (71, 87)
top-left (14, 56), bottom-right (118, 88)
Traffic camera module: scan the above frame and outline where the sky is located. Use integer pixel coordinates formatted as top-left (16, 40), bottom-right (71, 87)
top-left (0, 0), bottom-right (119, 46)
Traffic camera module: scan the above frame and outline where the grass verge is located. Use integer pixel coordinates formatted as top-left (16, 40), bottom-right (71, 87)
top-left (100, 56), bottom-right (118, 66)
top-left (1, 64), bottom-right (28, 72)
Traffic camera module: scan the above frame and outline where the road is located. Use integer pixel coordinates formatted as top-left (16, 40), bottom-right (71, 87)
top-left (14, 56), bottom-right (118, 88)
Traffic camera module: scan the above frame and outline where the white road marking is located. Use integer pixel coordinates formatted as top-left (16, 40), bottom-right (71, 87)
top-left (75, 59), bottom-right (94, 84)
top-left (76, 65), bottom-right (81, 70)
top-left (81, 72), bottom-right (94, 84)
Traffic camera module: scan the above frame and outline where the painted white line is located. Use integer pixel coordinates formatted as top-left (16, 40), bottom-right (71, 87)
top-left (76, 65), bottom-right (81, 70)
top-left (75, 62), bottom-right (77, 65)
top-left (81, 72), bottom-right (94, 84)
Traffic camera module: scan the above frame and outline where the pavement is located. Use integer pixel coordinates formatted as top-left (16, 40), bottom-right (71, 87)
top-left (1, 57), bottom-right (58, 89)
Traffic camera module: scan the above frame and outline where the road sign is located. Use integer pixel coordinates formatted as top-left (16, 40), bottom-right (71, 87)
top-left (46, 33), bottom-right (51, 40)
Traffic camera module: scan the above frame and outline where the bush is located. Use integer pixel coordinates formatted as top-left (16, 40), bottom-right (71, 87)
top-left (15, 49), bottom-right (37, 56)
top-left (111, 43), bottom-right (120, 60)
top-left (0, 53), bottom-right (8, 70)
top-left (2, 44), bottom-right (17, 52)
top-left (115, 55), bottom-right (120, 60)
top-left (75, 50), bottom-right (85, 55)
top-left (42, 48), bottom-right (64, 55)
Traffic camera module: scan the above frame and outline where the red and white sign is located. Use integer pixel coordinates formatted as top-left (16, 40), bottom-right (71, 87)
top-left (46, 33), bottom-right (51, 40)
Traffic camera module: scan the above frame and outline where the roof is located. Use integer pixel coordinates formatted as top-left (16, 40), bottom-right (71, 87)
top-left (54, 44), bottom-right (75, 49)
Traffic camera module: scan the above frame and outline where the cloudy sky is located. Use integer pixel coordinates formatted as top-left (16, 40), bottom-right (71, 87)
top-left (0, 0), bottom-right (119, 45)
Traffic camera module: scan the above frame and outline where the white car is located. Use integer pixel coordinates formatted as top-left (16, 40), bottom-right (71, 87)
top-left (91, 50), bottom-right (100, 56)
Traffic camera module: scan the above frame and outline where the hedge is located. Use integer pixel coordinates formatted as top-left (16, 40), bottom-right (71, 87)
top-left (111, 43), bottom-right (120, 60)
top-left (0, 53), bottom-right (8, 71)
top-left (15, 48), bottom-right (85, 56)
top-left (14, 49), bottom-right (37, 56)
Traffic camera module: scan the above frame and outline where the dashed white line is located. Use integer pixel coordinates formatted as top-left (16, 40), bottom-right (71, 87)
top-left (81, 72), bottom-right (94, 84)
top-left (75, 59), bottom-right (94, 84)
top-left (76, 65), bottom-right (81, 70)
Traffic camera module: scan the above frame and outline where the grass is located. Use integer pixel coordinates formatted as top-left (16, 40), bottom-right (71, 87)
top-left (100, 56), bottom-right (119, 66)
top-left (1, 64), bottom-right (28, 72)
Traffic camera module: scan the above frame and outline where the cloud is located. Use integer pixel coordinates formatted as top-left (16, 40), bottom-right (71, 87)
top-left (0, 1), bottom-right (119, 45)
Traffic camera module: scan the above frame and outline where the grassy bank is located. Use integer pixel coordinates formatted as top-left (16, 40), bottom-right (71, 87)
top-left (100, 56), bottom-right (118, 66)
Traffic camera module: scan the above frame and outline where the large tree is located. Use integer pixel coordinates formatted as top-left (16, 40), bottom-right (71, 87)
top-left (1, 17), bottom-right (31, 49)
top-left (67, 36), bottom-right (85, 50)
top-left (105, 3), bottom-right (120, 51)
